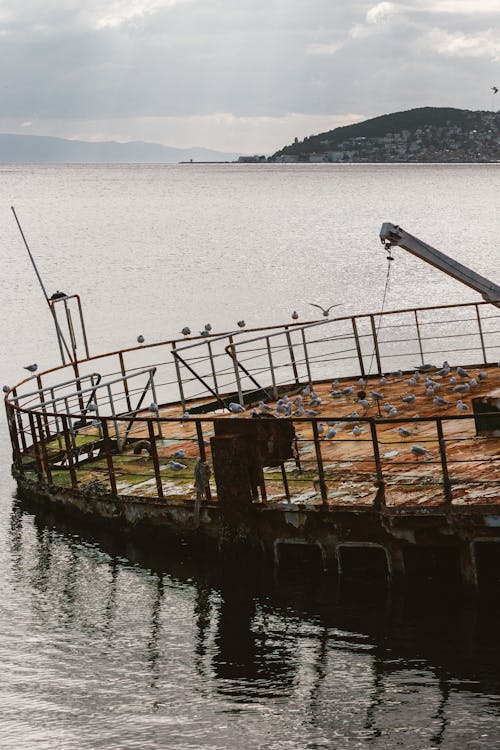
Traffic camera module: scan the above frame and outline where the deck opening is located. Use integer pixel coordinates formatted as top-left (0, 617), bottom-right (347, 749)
top-left (403, 546), bottom-right (461, 587)
top-left (275, 541), bottom-right (325, 574)
top-left (337, 544), bottom-right (389, 584)
top-left (475, 541), bottom-right (500, 594)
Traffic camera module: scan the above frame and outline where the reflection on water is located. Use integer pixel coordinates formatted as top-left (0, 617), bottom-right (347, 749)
top-left (2, 498), bottom-right (500, 750)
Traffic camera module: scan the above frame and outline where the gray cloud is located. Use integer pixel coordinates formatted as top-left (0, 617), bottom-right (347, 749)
top-left (0, 0), bottom-right (499, 150)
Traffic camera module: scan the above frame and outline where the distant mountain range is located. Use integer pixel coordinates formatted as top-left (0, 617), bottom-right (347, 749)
top-left (0, 133), bottom-right (243, 163)
top-left (272, 107), bottom-right (500, 163)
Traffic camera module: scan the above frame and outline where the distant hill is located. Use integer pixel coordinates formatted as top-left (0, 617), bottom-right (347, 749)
top-left (0, 133), bottom-right (242, 164)
top-left (272, 107), bottom-right (500, 162)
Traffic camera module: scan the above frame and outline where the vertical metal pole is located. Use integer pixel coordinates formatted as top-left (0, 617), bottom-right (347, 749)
top-left (207, 341), bottom-right (219, 395)
top-left (51, 388), bottom-right (63, 450)
top-left (36, 413), bottom-right (52, 485)
top-left (285, 327), bottom-right (299, 385)
top-left (28, 411), bottom-right (43, 481)
top-left (6, 404), bottom-right (23, 473)
top-left (149, 373), bottom-right (163, 438)
top-left (474, 305), bottom-right (488, 365)
top-left (64, 297), bottom-right (77, 361)
top-left (351, 317), bottom-right (366, 377)
top-left (106, 384), bottom-right (121, 447)
top-left (171, 342), bottom-right (187, 413)
top-left (312, 420), bottom-right (328, 506)
top-left (195, 420), bottom-right (212, 503)
top-left (266, 336), bottom-right (278, 400)
top-left (300, 328), bottom-right (313, 385)
top-left (414, 310), bottom-right (425, 367)
top-left (436, 418), bottom-right (452, 505)
top-left (147, 419), bottom-right (164, 500)
top-left (119, 351), bottom-right (132, 413)
top-left (61, 414), bottom-right (78, 488)
top-left (36, 374), bottom-right (51, 439)
top-left (101, 419), bottom-right (118, 497)
top-left (229, 335), bottom-right (244, 406)
top-left (369, 420), bottom-right (385, 509)
top-left (280, 463), bottom-right (291, 501)
top-left (76, 295), bottom-right (90, 359)
top-left (13, 389), bottom-right (27, 452)
top-left (369, 315), bottom-right (383, 375)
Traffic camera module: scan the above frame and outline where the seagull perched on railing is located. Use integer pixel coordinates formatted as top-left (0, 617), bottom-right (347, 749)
top-left (137, 334), bottom-right (145, 344)
top-left (309, 302), bottom-right (342, 317)
top-left (228, 402), bottom-right (245, 413)
top-left (291, 311), bottom-right (299, 320)
top-left (150, 402), bottom-right (159, 413)
top-left (2, 385), bottom-right (9, 393)
top-left (181, 326), bottom-right (191, 336)
top-left (237, 320), bottom-right (245, 328)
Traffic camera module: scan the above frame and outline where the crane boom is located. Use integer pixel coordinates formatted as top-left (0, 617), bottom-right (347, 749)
top-left (380, 222), bottom-right (500, 308)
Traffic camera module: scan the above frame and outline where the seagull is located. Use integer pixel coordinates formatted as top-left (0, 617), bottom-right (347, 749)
top-left (469, 378), bottom-right (478, 388)
top-left (357, 378), bottom-right (365, 388)
top-left (86, 402), bottom-right (97, 412)
top-left (410, 444), bottom-right (430, 460)
top-left (408, 377), bottom-right (417, 387)
top-left (172, 449), bottom-right (185, 459)
top-left (358, 399), bottom-right (370, 408)
top-left (318, 423), bottom-right (324, 434)
top-left (457, 366), bottom-right (468, 378)
top-left (309, 302), bottom-right (342, 317)
top-left (352, 425), bottom-right (362, 437)
top-left (137, 334), bottom-right (145, 344)
top-left (181, 326), bottom-right (191, 336)
top-left (2, 385), bottom-right (9, 393)
top-left (342, 386), bottom-right (355, 396)
top-left (204, 323), bottom-right (212, 332)
top-left (258, 401), bottom-right (273, 412)
top-left (150, 402), bottom-right (159, 413)
top-left (477, 371), bottom-right (488, 380)
top-left (181, 411), bottom-right (191, 421)
top-left (492, 86), bottom-right (498, 94)
top-left (237, 320), bottom-right (245, 328)
top-left (456, 400), bottom-right (469, 411)
top-left (200, 330), bottom-right (209, 337)
top-left (402, 394), bottom-right (416, 403)
top-left (310, 397), bottom-right (322, 407)
top-left (453, 384), bottom-right (470, 393)
top-left (292, 396), bottom-right (302, 406)
top-left (228, 402), bottom-right (245, 413)
top-left (383, 402), bottom-right (393, 414)
top-left (293, 407), bottom-right (305, 416)
top-left (369, 390), bottom-right (384, 401)
top-left (326, 427), bottom-right (337, 439)
top-left (291, 311), bottom-right (299, 320)
top-left (388, 407), bottom-right (398, 417)
top-left (305, 409), bottom-right (318, 416)
top-left (167, 460), bottom-right (186, 471)
top-left (380, 377), bottom-right (387, 386)
top-left (433, 396), bottom-right (451, 407)
top-left (397, 427), bottom-right (413, 439)
top-left (23, 363), bottom-right (38, 372)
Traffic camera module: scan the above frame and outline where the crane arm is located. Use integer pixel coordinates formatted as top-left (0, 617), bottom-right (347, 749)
top-left (380, 222), bottom-right (500, 308)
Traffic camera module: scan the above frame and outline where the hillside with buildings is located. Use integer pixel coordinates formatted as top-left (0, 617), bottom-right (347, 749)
top-left (270, 107), bottom-right (500, 163)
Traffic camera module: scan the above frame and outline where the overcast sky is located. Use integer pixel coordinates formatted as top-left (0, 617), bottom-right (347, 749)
top-left (1, 0), bottom-right (499, 152)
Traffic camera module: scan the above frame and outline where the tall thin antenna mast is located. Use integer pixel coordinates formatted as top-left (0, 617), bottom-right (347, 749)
top-left (11, 206), bottom-right (73, 364)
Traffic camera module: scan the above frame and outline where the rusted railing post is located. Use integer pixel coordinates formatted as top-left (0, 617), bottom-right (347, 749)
top-left (147, 418), bottom-right (164, 500)
top-left (280, 462), bottom-right (291, 501)
top-left (229, 335), bottom-right (244, 406)
top-left (6, 404), bottom-right (23, 473)
top-left (312, 420), bottom-right (328, 506)
top-left (369, 315), bottom-right (383, 375)
top-left (118, 351), bottom-right (132, 413)
top-left (266, 336), bottom-right (279, 400)
top-left (206, 341), bottom-right (219, 394)
top-left (351, 317), bottom-right (366, 377)
top-left (28, 411), bottom-right (43, 482)
top-left (369, 420), bottom-right (385, 509)
top-left (12, 388), bottom-right (27, 452)
top-left (301, 328), bottom-right (313, 385)
top-left (171, 341), bottom-right (187, 413)
top-left (61, 414), bottom-right (78, 488)
top-left (474, 305), bottom-right (487, 364)
top-left (284, 326), bottom-right (300, 385)
top-left (195, 420), bottom-right (212, 503)
top-left (36, 413), bottom-right (52, 485)
top-left (101, 419), bottom-right (118, 497)
top-left (36, 374), bottom-right (51, 439)
top-left (436, 418), bottom-right (452, 505)
top-left (414, 310), bottom-right (425, 367)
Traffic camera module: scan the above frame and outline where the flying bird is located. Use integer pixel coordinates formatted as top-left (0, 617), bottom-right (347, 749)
top-left (492, 86), bottom-right (498, 94)
top-left (308, 302), bottom-right (342, 317)
top-left (23, 363), bottom-right (38, 372)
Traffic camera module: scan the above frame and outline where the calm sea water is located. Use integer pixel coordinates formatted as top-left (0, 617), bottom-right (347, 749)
top-left (1, 164), bottom-right (500, 749)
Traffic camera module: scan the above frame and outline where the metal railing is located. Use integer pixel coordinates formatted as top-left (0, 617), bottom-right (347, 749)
top-left (4, 300), bottom-right (500, 511)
